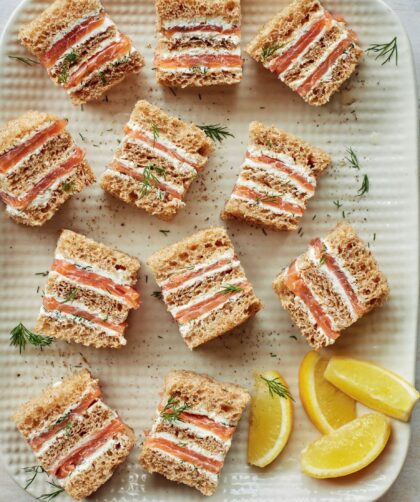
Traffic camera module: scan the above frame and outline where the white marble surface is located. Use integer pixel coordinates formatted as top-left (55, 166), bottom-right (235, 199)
top-left (0, 0), bottom-right (418, 500)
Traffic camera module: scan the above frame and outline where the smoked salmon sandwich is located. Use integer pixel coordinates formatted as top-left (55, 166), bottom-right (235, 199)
top-left (13, 369), bottom-right (135, 500)
top-left (35, 229), bottom-right (141, 348)
top-left (139, 370), bottom-right (250, 496)
top-left (246, 0), bottom-right (363, 106)
top-left (273, 222), bottom-right (389, 348)
top-left (18, 0), bottom-right (144, 105)
top-left (154, 0), bottom-right (242, 88)
top-left (147, 227), bottom-right (262, 349)
top-left (100, 100), bottom-right (214, 220)
top-left (0, 111), bottom-right (95, 226)
top-left (221, 121), bottom-right (331, 231)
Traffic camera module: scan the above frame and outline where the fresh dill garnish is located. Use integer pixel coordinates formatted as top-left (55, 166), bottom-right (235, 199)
top-left (151, 122), bottom-right (160, 143)
top-left (57, 64), bottom-right (69, 84)
top-left (63, 421), bottom-right (73, 436)
top-left (261, 43), bottom-right (280, 61)
top-left (37, 481), bottom-right (65, 501)
top-left (78, 132), bottom-right (87, 142)
top-left (189, 65), bottom-right (208, 74)
top-left (53, 411), bottom-right (70, 427)
top-left (35, 271), bottom-right (49, 277)
top-left (139, 163), bottom-right (166, 198)
top-left (333, 200), bottom-right (343, 209)
top-left (319, 244), bottom-right (327, 265)
top-left (152, 291), bottom-right (163, 300)
top-left (60, 180), bottom-right (76, 194)
top-left (345, 147), bottom-right (361, 170)
top-left (64, 50), bottom-right (78, 65)
top-left (10, 323), bottom-right (53, 353)
top-left (61, 288), bottom-right (79, 304)
top-left (366, 37), bottom-right (398, 65)
top-left (357, 174), bottom-right (370, 197)
top-left (23, 465), bottom-right (45, 490)
top-left (289, 335), bottom-right (298, 340)
top-left (255, 192), bottom-right (279, 205)
top-left (159, 229), bottom-right (170, 236)
top-left (198, 124), bottom-right (234, 143)
top-left (98, 70), bottom-right (107, 84)
top-left (8, 55), bottom-right (39, 66)
top-left (218, 283), bottom-right (243, 294)
top-left (260, 375), bottom-right (294, 401)
top-left (160, 396), bottom-right (191, 423)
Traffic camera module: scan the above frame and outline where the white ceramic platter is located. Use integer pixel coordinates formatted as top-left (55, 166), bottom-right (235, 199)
top-left (0, 0), bottom-right (418, 501)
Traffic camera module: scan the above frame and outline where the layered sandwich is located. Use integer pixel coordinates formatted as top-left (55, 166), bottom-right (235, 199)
top-left (139, 370), bottom-right (249, 496)
top-left (13, 369), bottom-right (135, 500)
top-left (36, 229), bottom-right (141, 348)
top-left (273, 222), bottom-right (390, 348)
top-left (0, 111), bottom-right (95, 226)
top-left (221, 121), bottom-right (330, 231)
top-left (246, 0), bottom-right (363, 106)
top-left (101, 100), bottom-right (214, 220)
top-left (154, 0), bottom-right (242, 88)
top-left (18, 0), bottom-right (144, 105)
top-left (147, 227), bottom-right (262, 348)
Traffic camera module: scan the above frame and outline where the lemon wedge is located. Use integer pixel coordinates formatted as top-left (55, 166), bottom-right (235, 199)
top-left (301, 413), bottom-right (391, 478)
top-left (299, 351), bottom-right (356, 434)
top-left (248, 370), bottom-right (293, 467)
top-left (324, 356), bottom-right (419, 422)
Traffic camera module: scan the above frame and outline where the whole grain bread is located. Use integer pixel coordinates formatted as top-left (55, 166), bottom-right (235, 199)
top-left (155, 0), bottom-right (241, 27)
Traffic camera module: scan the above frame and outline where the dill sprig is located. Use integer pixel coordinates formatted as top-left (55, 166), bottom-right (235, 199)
top-left (37, 481), bottom-right (65, 501)
top-left (159, 229), bottom-right (170, 236)
top-left (57, 65), bottom-right (69, 84)
top-left (261, 43), bottom-right (280, 61)
top-left (198, 124), bottom-right (234, 143)
top-left (8, 55), bottom-right (39, 66)
top-left (358, 174), bottom-right (370, 197)
top-left (319, 244), bottom-right (327, 265)
top-left (160, 396), bottom-right (191, 423)
top-left (260, 375), bottom-right (294, 401)
top-left (151, 122), bottom-right (160, 143)
top-left (333, 200), bottom-right (343, 209)
top-left (345, 147), bottom-right (361, 170)
top-left (35, 271), bottom-right (49, 277)
top-left (98, 70), bottom-right (107, 84)
top-left (366, 37), bottom-right (398, 66)
top-left (218, 283), bottom-right (243, 294)
top-left (60, 180), bottom-right (76, 194)
top-left (140, 163), bottom-right (166, 198)
top-left (190, 65), bottom-right (208, 74)
top-left (23, 465), bottom-right (45, 490)
top-left (10, 323), bottom-right (53, 354)
top-left (255, 192), bottom-right (279, 205)
top-left (64, 50), bottom-right (78, 65)
top-left (61, 288), bottom-right (79, 304)
top-left (151, 291), bottom-right (163, 300)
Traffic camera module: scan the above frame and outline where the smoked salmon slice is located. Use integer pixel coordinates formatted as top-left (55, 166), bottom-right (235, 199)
top-left (179, 412), bottom-right (235, 441)
top-left (311, 238), bottom-right (366, 316)
top-left (284, 260), bottom-right (340, 340)
top-left (246, 153), bottom-right (315, 194)
top-left (43, 296), bottom-right (127, 335)
top-left (162, 25), bottom-right (240, 37)
top-left (233, 185), bottom-right (304, 216)
top-left (162, 257), bottom-right (235, 292)
top-left (269, 14), bottom-right (331, 75)
top-left (124, 125), bottom-right (200, 170)
top-left (146, 437), bottom-right (223, 474)
top-left (155, 54), bottom-right (242, 69)
top-left (0, 147), bottom-right (84, 210)
top-left (175, 281), bottom-right (248, 324)
top-left (296, 37), bottom-right (353, 97)
top-left (51, 259), bottom-right (141, 309)
top-left (64, 35), bottom-right (132, 89)
top-left (53, 418), bottom-right (126, 479)
top-left (29, 385), bottom-right (101, 451)
top-left (42, 11), bottom-right (107, 68)
top-left (111, 161), bottom-right (182, 199)
top-left (0, 120), bottom-right (67, 174)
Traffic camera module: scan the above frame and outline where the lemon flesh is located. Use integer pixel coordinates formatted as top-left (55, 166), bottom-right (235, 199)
top-left (299, 351), bottom-right (356, 434)
top-left (248, 370), bottom-right (293, 467)
top-left (301, 413), bottom-right (391, 478)
top-left (324, 356), bottom-right (419, 422)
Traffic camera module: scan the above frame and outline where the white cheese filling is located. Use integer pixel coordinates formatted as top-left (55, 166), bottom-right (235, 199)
top-left (159, 46), bottom-right (241, 58)
top-left (235, 176), bottom-right (305, 207)
top-left (162, 17), bottom-right (237, 31)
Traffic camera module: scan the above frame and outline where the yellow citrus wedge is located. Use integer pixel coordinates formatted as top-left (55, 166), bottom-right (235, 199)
top-left (248, 370), bottom-right (293, 467)
top-left (299, 351), bottom-right (356, 434)
top-left (301, 413), bottom-right (391, 478)
top-left (324, 356), bottom-right (420, 422)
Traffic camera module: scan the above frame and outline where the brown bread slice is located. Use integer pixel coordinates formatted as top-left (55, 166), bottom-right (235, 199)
top-left (139, 370), bottom-right (249, 496)
top-left (13, 369), bottom-right (135, 500)
top-left (18, 0), bottom-right (144, 105)
top-left (246, 0), bottom-right (363, 106)
top-left (147, 227), bottom-right (262, 348)
top-left (222, 121), bottom-right (331, 231)
top-left (273, 222), bottom-right (390, 348)
top-left (101, 100), bottom-right (213, 220)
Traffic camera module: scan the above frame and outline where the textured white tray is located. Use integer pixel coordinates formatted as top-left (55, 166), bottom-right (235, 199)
top-left (0, 0), bottom-right (418, 501)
